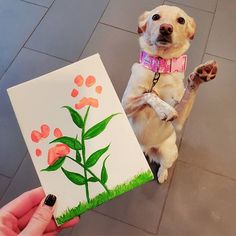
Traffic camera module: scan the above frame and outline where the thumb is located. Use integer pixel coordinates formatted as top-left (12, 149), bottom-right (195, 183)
top-left (20, 194), bottom-right (57, 236)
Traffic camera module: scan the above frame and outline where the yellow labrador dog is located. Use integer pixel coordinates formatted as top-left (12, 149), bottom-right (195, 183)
top-left (122, 5), bottom-right (218, 183)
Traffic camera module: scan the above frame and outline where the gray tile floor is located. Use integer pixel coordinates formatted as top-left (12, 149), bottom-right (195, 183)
top-left (0, 0), bottom-right (235, 235)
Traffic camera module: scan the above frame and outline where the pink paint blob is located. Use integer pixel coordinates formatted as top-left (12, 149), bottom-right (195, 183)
top-left (54, 128), bottom-right (63, 138)
top-left (48, 144), bottom-right (70, 166)
top-left (75, 97), bottom-right (87, 109)
top-left (74, 75), bottom-right (84, 86)
top-left (85, 75), bottom-right (96, 87)
top-left (40, 124), bottom-right (50, 138)
top-left (75, 97), bottom-right (99, 109)
top-left (89, 98), bottom-right (99, 108)
top-left (71, 88), bottom-right (79, 97)
top-left (35, 148), bottom-right (42, 157)
top-left (95, 85), bottom-right (102, 94)
top-left (31, 130), bottom-right (42, 143)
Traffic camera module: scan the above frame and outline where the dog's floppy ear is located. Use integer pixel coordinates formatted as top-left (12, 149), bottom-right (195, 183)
top-left (187, 16), bottom-right (196, 40)
top-left (138, 11), bottom-right (150, 34)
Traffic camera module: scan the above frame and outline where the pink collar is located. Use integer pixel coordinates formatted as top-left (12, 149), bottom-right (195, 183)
top-left (139, 51), bottom-right (187, 73)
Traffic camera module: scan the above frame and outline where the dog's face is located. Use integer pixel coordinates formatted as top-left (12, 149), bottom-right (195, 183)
top-left (138, 5), bottom-right (196, 57)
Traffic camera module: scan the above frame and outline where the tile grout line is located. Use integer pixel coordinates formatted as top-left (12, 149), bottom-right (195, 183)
top-left (99, 22), bottom-right (137, 35)
top-left (166, 0), bottom-right (215, 14)
top-left (0, 0), bottom-right (56, 203)
top-left (98, 0), bottom-right (166, 35)
top-left (154, 106), bottom-right (188, 234)
top-left (204, 52), bottom-right (236, 63)
top-left (92, 209), bottom-right (155, 235)
top-left (0, 151), bottom-right (29, 202)
top-left (158, 0), bottom-right (236, 231)
top-left (0, 148), bottom-right (28, 179)
top-left (78, 0), bottom-right (111, 59)
top-left (0, 0), bottom-right (55, 82)
top-left (18, 0), bottom-right (57, 53)
top-left (20, 0), bottom-right (48, 9)
top-left (214, 0), bottom-right (218, 12)
top-left (178, 159), bottom-right (236, 182)
top-left (155, 162), bottom-right (177, 235)
top-left (0, 173), bottom-right (11, 179)
top-left (200, 0), bottom-right (218, 63)
top-left (24, 47), bottom-right (73, 63)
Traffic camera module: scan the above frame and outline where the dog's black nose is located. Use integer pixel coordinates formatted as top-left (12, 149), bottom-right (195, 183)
top-left (160, 24), bottom-right (173, 35)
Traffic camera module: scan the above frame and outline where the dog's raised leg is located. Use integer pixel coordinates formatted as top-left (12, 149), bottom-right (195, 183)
top-left (173, 60), bottom-right (218, 131)
top-left (123, 92), bottom-right (178, 121)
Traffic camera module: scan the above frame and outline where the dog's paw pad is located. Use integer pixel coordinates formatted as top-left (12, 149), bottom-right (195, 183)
top-left (188, 60), bottom-right (218, 89)
top-left (194, 60), bottom-right (218, 81)
top-left (195, 60), bottom-right (218, 82)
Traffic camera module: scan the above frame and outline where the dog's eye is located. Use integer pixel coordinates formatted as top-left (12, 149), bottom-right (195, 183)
top-left (152, 14), bottom-right (160, 21)
top-left (177, 17), bottom-right (185, 24)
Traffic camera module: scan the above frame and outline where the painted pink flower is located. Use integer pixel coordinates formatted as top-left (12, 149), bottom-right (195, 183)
top-left (48, 144), bottom-right (70, 166)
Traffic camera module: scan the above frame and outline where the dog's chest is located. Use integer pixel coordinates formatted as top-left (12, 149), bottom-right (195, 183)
top-left (147, 72), bottom-right (184, 92)
top-left (145, 72), bottom-right (185, 105)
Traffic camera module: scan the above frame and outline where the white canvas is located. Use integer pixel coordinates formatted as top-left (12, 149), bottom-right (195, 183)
top-left (7, 54), bottom-right (153, 225)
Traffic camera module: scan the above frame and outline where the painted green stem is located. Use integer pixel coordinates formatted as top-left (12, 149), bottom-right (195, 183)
top-left (66, 156), bottom-right (109, 192)
top-left (82, 106), bottom-right (90, 202)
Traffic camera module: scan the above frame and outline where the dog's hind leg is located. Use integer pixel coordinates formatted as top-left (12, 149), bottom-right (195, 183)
top-left (157, 133), bottom-right (178, 183)
top-left (173, 60), bottom-right (218, 131)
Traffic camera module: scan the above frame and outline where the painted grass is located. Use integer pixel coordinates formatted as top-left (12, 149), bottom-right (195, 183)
top-left (56, 170), bottom-right (153, 225)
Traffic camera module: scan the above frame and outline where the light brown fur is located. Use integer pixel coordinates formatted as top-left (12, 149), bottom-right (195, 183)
top-left (122, 5), bottom-right (218, 183)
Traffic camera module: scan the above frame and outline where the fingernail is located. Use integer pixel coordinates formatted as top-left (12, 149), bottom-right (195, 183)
top-left (44, 194), bottom-right (57, 207)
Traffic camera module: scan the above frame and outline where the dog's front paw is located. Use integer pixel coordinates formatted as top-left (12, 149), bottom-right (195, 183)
top-left (144, 93), bottom-right (178, 122)
top-left (188, 60), bottom-right (218, 89)
top-left (160, 107), bottom-right (178, 122)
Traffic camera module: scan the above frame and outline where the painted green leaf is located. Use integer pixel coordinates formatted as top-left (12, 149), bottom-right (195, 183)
top-left (101, 156), bottom-right (109, 184)
top-left (88, 177), bottom-right (98, 182)
top-left (76, 150), bottom-right (81, 163)
top-left (61, 167), bottom-right (86, 185)
top-left (84, 113), bottom-right (120, 140)
top-left (85, 145), bottom-right (110, 168)
top-left (63, 106), bottom-right (84, 129)
top-left (41, 157), bottom-right (66, 171)
top-left (50, 136), bottom-right (82, 150)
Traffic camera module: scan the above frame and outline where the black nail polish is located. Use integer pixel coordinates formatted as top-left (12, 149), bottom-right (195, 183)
top-left (44, 194), bottom-right (57, 207)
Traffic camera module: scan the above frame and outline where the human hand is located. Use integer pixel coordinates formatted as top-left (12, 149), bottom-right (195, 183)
top-left (0, 187), bottom-right (79, 235)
